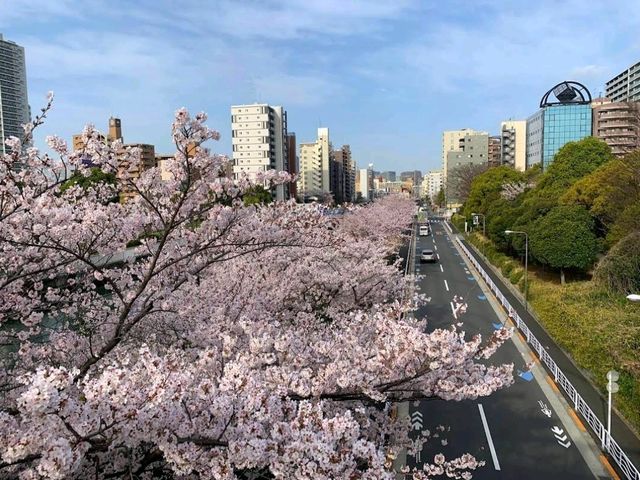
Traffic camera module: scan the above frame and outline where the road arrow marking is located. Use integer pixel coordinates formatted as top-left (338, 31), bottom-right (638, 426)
top-left (411, 411), bottom-right (423, 430)
top-left (551, 426), bottom-right (572, 448)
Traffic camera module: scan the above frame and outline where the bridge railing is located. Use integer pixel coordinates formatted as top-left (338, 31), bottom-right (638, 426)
top-left (454, 234), bottom-right (640, 480)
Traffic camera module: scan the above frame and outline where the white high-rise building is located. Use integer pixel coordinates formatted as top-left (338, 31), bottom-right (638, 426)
top-left (358, 166), bottom-right (373, 201)
top-left (298, 127), bottom-right (331, 199)
top-left (0, 34), bottom-right (30, 155)
top-left (230, 103), bottom-right (288, 201)
top-left (423, 170), bottom-right (444, 201)
top-left (500, 120), bottom-right (527, 171)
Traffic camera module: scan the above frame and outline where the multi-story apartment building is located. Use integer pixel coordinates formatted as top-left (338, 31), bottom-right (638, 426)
top-left (331, 144), bottom-right (355, 204)
top-left (605, 60), bottom-right (640, 102)
top-left (423, 170), bottom-right (444, 202)
top-left (488, 136), bottom-right (502, 167)
top-left (298, 127), bottom-right (330, 200)
top-left (72, 117), bottom-right (156, 203)
top-left (399, 170), bottom-right (423, 185)
top-left (526, 81), bottom-right (592, 170)
top-left (500, 120), bottom-right (527, 171)
top-left (592, 97), bottom-right (640, 157)
top-left (230, 104), bottom-right (288, 201)
top-left (0, 34), bottom-right (30, 154)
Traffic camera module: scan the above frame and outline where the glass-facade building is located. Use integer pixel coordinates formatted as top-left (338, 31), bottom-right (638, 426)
top-left (526, 102), bottom-right (592, 170)
top-left (541, 104), bottom-right (591, 168)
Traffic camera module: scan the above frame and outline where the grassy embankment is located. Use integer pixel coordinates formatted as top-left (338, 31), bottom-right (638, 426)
top-left (458, 226), bottom-right (640, 434)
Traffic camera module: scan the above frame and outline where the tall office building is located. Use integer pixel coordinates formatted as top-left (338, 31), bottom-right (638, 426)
top-left (442, 129), bottom-right (487, 182)
top-left (298, 128), bottom-right (331, 199)
top-left (605, 60), bottom-right (640, 102)
top-left (526, 81), bottom-right (592, 170)
top-left (286, 133), bottom-right (297, 200)
top-left (500, 120), bottom-right (527, 171)
top-left (231, 104), bottom-right (288, 201)
top-left (592, 97), bottom-right (640, 157)
top-left (379, 171), bottom-right (396, 182)
top-left (0, 34), bottom-right (30, 154)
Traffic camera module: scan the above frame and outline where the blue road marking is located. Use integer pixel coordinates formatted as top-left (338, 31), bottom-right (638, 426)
top-left (518, 371), bottom-right (534, 382)
top-left (467, 276), bottom-right (475, 281)
top-left (492, 323), bottom-right (503, 330)
top-left (459, 262), bottom-right (465, 265)
top-left (477, 294), bottom-right (486, 300)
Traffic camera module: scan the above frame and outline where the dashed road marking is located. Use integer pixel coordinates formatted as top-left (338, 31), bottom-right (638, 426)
top-left (478, 404), bottom-right (501, 471)
top-left (444, 279), bottom-right (449, 291)
top-left (439, 264), bottom-right (444, 273)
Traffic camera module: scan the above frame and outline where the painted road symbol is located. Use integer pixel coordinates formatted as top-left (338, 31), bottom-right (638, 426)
top-left (551, 426), bottom-right (571, 448)
top-left (518, 370), bottom-right (534, 382)
top-left (411, 411), bottom-right (423, 430)
top-left (538, 400), bottom-right (552, 418)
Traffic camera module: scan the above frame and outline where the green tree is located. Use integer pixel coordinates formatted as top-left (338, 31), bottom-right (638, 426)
top-left (59, 167), bottom-right (117, 196)
top-left (242, 185), bottom-right (273, 206)
top-left (435, 188), bottom-right (445, 208)
top-left (462, 165), bottom-right (524, 218)
top-left (562, 150), bottom-right (640, 246)
top-left (530, 205), bottom-right (599, 284)
top-left (517, 137), bottom-right (614, 232)
top-left (594, 231), bottom-right (640, 294)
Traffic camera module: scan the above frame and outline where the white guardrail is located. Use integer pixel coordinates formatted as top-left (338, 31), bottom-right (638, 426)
top-left (454, 233), bottom-right (640, 480)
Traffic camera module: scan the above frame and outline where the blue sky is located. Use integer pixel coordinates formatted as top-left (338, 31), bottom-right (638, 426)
top-left (2, 0), bottom-right (640, 172)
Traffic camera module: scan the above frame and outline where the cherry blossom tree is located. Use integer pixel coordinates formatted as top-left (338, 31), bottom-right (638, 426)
top-left (0, 95), bottom-right (514, 479)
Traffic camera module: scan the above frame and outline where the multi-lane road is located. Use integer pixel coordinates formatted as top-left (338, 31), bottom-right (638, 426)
top-left (405, 219), bottom-right (611, 479)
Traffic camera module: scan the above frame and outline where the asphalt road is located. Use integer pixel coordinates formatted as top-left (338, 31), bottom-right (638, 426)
top-left (406, 220), bottom-right (608, 479)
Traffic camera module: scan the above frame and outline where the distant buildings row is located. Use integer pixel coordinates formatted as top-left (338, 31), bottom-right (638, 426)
top-left (231, 103), bottom-right (359, 203)
top-left (442, 62), bottom-right (640, 208)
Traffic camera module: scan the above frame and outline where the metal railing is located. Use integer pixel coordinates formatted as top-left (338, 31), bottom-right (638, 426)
top-left (453, 233), bottom-right (640, 480)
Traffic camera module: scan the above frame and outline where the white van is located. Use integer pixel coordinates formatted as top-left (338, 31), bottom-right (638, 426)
top-left (419, 225), bottom-right (430, 236)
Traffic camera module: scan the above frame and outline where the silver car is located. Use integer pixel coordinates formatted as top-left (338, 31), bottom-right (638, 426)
top-left (420, 249), bottom-right (437, 263)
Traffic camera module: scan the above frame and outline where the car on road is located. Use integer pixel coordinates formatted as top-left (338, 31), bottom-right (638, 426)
top-left (419, 225), bottom-right (430, 236)
top-left (420, 249), bottom-right (437, 263)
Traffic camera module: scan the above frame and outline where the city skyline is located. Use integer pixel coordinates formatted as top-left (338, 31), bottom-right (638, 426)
top-left (3, 0), bottom-right (640, 171)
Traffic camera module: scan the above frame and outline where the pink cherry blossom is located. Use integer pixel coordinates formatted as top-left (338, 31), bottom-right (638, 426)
top-left (0, 96), bottom-right (513, 479)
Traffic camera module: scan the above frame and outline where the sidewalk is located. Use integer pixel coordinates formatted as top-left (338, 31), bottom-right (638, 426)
top-left (452, 226), bottom-right (640, 479)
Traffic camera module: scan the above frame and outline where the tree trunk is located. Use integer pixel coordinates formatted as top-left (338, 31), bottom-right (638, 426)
top-left (560, 268), bottom-right (565, 285)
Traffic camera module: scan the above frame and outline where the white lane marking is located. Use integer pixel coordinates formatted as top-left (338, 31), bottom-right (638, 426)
top-left (434, 245), bottom-right (438, 251)
top-left (450, 301), bottom-right (457, 319)
top-left (478, 404), bottom-right (501, 471)
top-left (439, 264), bottom-right (444, 273)
top-left (444, 279), bottom-right (449, 291)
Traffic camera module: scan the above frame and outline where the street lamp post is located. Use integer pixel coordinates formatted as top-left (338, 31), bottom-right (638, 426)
top-left (505, 230), bottom-right (529, 312)
top-left (605, 370), bottom-right (619, 450)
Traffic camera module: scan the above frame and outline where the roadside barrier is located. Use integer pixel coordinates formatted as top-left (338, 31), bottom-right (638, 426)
top-left (454, 234), bottom-right (639, 480)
